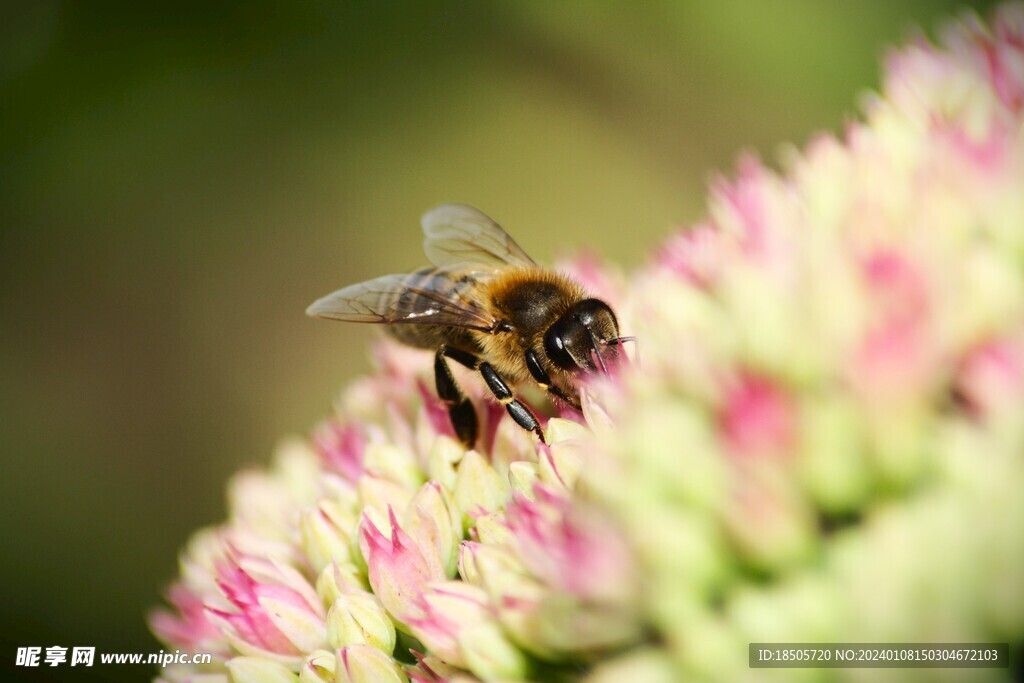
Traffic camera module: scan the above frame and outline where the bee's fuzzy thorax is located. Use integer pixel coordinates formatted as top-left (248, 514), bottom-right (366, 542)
top-left (473, 266), bottom-right (588, 387)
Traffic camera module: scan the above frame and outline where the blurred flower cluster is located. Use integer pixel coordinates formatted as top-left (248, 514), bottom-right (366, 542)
top-left (151, 4), bottom-right (1024, 682)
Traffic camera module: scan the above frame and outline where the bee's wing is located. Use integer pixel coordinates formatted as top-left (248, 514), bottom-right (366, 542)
top-left (422, 204), bottom-right (537, 268)
top-left (306, 270), bottom-right (496, 332)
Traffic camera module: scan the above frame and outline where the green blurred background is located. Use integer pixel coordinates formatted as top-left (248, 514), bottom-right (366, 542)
top-left (0, 1), bottom-right (998, 680)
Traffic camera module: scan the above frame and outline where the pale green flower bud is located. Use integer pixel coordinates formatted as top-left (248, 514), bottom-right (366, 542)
top-left (722, 463), bottom-right (816, 572)
top-left (628, 275), bottom-right (731, 397)
top-left (606, 402), bottom-right (727, 515)
top-left (490, 577), bottom-right (551, 657)
top-left (459, 541), bottom-right (526, 592)
top-left (508, 461), bottom-right (539, 496)
top-left (488, 411), bottom-right (538, 475)
top-left (299, 650), bottom-right (335, 683)
top-left (457, 541), bottom-right (483, 585)
top-left (177, 525), bottom-right (226, 595)
top-left (301, 499), bottom-right (357, 574)
top-left (326, 592), bottom-right (396, 654)
top-left (533, 593), bottom-right (641, 653)
top-left (459, 620), bottom-right (528, 681)
top-left (951, 244), bottom-right (1024, 346)
top-left (797, 396), bottom-right (870, 513)
top-left (315, 563), bottom-right (366, 607)
top-left (334, 644), bottom-right (407, 683)
top-left (272, 439), bottom-right (323, 505)
top-left (473, 512), bottom-right (512, 547)
top-left (866, 408), bottom-right (930, 491)
top-left (580, 387), bottom-right (615, 440)
top-left (226, 478), bottom-right (292, 545)
top-left (362, 443), bottom-right (424, 492)
top-left (730, 576), bottom-right (845, 645)
top-left (455, 542), bottom-right (555, 656)
top-left (669, 613), bottom-right (745, 682)
top-left (720, 265), bottom-right (819, 383)
top-left (538, 439), bottom-right (584, 491)
top-left (227, 440), bottom-right (320, 543)
top-left (584, 649), bottom-right (679, 683)
top-left (630, 504), bottom-right (728, 601)
top-left (543, 417), bottom-right (590, 445)
top-left (403, 481), bottom-right (462, 578)
top-left (453, 450), bottom-right (509, 527)
top-left (227, 656), bottom-right (299, 683)
top-left (357, 474), bottom-right (413, 522)
top-left (426, 435), bottom-right (465, 490)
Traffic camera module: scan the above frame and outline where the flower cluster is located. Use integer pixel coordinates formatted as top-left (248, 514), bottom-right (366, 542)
top-left (151, 4), bottom-right (1024, 682)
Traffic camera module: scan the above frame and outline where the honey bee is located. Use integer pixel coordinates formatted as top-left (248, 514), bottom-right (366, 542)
top-left (306, 204), bottom-right (631, 446)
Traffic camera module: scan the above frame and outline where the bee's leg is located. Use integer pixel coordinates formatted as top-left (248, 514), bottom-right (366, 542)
top-left (435, 346), bottom-right (478, 447)
top-left (525, 349), bottom-right (581, 411)
top-left (478, 362), bottom-right (546, 444)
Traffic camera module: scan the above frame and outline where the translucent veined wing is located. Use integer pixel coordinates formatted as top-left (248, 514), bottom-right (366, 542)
top-left (422, 204), bottom-right (537, 268)
top-left (306, 267), bottom-right (497, 332)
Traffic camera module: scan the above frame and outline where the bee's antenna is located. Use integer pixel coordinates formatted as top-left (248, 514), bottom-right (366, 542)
top-left (586, 327), bottom-right (610, 376)
top-left (601, 336), bottom-right (636, 346)
top-left (601, 335), bottom-right (638, 366)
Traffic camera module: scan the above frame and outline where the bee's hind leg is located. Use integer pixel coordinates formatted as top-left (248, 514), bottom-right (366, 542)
top-left (435, 345), bottom-right (479, 447)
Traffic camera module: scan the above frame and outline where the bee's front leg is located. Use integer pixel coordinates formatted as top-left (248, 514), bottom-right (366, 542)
top-left (478, 362), bottom-right (546, 444)
top-left (435, 346), bottom-right (479, 447)
top-left (525, 349), bottom-right (581, 410)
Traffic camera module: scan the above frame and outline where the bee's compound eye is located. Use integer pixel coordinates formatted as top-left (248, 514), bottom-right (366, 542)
top-left (543, 317), bottom-right (578, 370)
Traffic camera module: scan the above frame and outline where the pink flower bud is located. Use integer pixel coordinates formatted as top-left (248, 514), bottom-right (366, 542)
top-left (359, 506), bottom-right (444, 626)
top-left (717, 372), bottom-right (796, 458)
top-left (849, 249), bottom-right (939, 403)
top-left (206, 554), bottom-right (326, 661)
top-left (657, 222), bottom-right (724, 288)
top-left (149, 582), bottom-right (229, 656)
top-left (505, 487), bottom-right (636, 603)
top-left (407, 581), bottom-right (526, 679)
top-left (313, 422), bottom-right (366, 485)
top-left (956, 335), bottom-right (1024, 420)
top-left (407, 649), bottom-right (462, 683)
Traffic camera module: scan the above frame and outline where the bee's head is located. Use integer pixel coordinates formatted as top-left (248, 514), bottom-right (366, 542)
top-left (543, 298), bottom-right (622, 374)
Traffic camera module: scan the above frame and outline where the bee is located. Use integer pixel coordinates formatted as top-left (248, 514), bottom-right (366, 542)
top-left (306, 204), bottom-right (631, 446)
